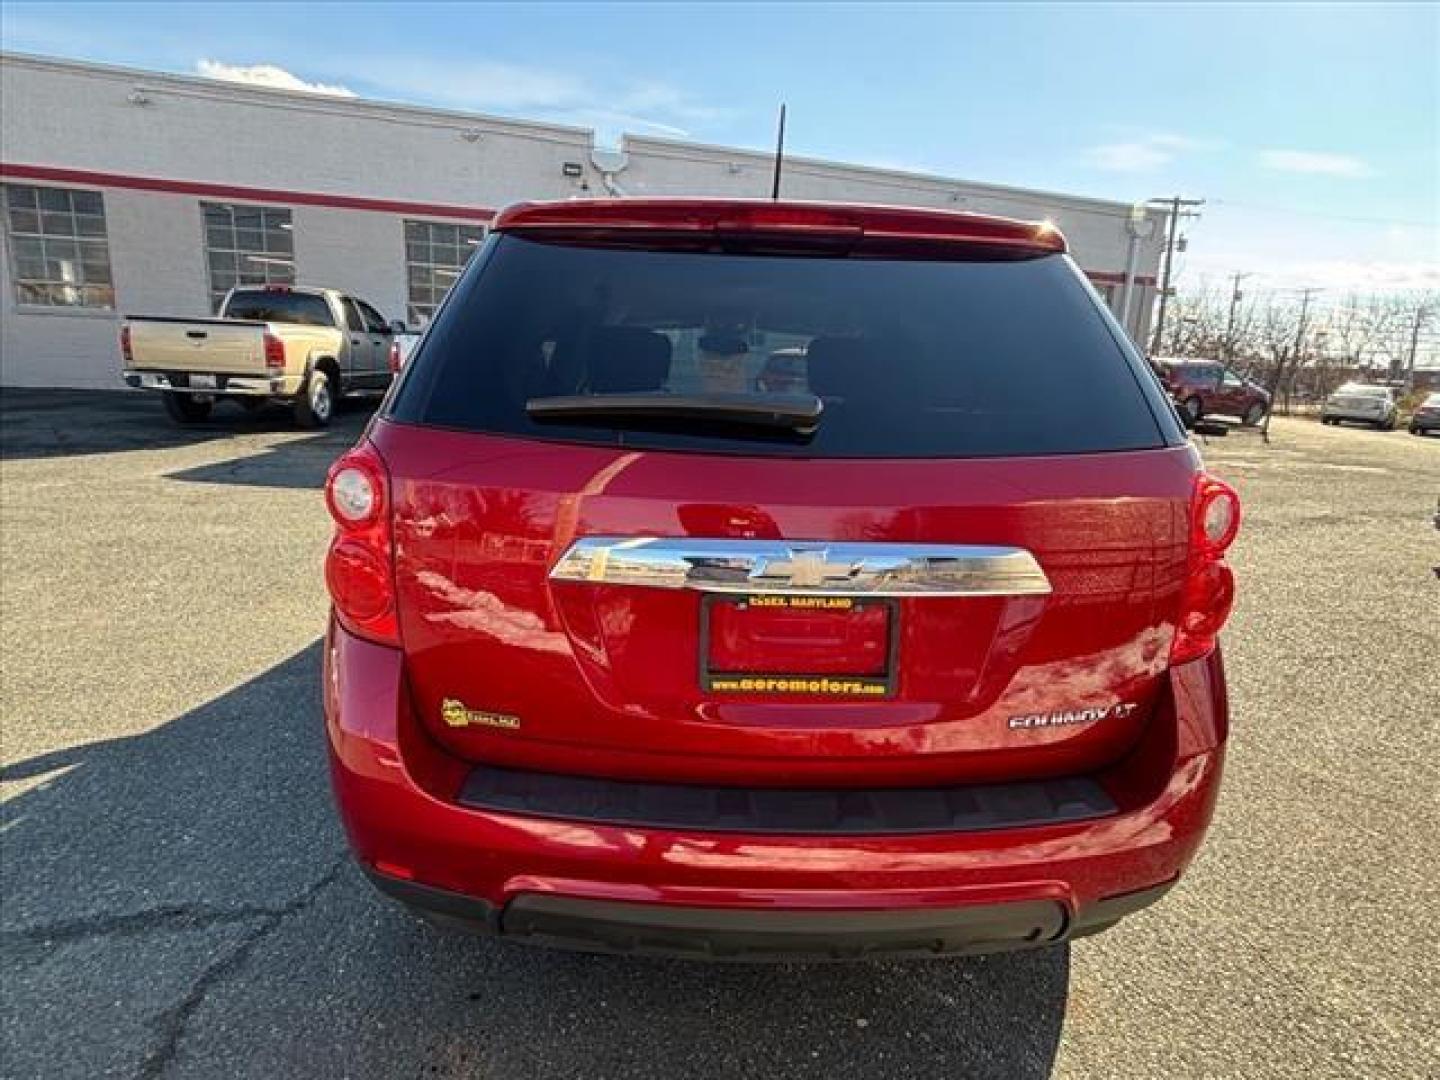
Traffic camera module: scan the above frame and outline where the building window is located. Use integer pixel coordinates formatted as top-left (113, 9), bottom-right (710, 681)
top-left (2, 184), bottom-right (115, 308)
top-left (404, 220), bottom-right (484, 325)
top-left (201, 202), bottom-right (294, 311)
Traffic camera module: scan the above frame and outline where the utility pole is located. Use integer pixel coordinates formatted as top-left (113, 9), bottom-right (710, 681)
top-left (1226, 272), bottom-right (1249, 365)
top-left (1148, 195), bottom-right (1205, 355)
top-left (1404, 302), bottom-right (1430, 391)
top-left (1293, 287), bottom-right (1320, 358)
top-left (1225, 271), bottom-right (1253, 366)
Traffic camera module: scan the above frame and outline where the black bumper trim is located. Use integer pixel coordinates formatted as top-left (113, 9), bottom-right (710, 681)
top-left (456, 763), bottom-right (1116, 836)
top-left (363, 865), bottom-right (1177, 961)
top-left (501, 893), bottom-right (1066, 961)
top-left (363, 866), bottom-right (499, 934)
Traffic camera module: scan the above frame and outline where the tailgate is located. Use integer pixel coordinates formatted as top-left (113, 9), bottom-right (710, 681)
top-left (377, 422), bottom-right (1196, 788)
top-left (126, 318), bottom-right (267, 375)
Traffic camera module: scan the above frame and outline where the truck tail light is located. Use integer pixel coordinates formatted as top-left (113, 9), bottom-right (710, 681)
top-left (1170, 473), bottom-right (1241, 665)
top-left (387, 339), bottom-right (402, 374)
top-left (119, 324), bottom-right (133, 365)
top-left (263, 331), bottom-right (285, 370)
top-left (324, 442), bottom-right (399, 646)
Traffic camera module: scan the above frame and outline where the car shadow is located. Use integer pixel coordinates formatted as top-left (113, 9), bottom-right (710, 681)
top-left (1, 650), bottom-right (1070, 1079)
top-left (1, 388), bottom-right (377, 489)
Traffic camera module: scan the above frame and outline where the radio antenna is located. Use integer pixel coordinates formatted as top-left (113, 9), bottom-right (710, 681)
top-left (770, 104), bottom-right (787, 200)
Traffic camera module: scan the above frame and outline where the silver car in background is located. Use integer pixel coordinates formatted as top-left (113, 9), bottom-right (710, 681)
top-left (1321, 383), bottom-right (1398, 429)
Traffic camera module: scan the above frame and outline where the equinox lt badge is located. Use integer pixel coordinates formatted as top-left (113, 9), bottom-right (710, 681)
top-left (1008, 702), bottom-right (1139, 730)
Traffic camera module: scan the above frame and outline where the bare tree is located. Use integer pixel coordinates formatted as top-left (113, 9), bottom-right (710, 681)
top-left (1252, 298), bottom-right (1304, 413)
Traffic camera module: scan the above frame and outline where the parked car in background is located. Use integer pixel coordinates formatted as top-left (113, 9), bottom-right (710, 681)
top-left (1321, 383), bottom-right (1398, 429)
top-left (322, 199), bottom-right (1240, 961)
top-left (1407, 392), bottom-right (1440, 436)
top-left (1155, 358), bottom-right (1271, 426)
top-left (122, 285), bottom-right (405, 427)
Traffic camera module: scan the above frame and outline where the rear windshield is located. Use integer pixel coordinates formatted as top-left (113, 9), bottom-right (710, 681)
top-left (224, 290), bottom-right (333, 327)
top-left (390, 235), bottom-right (1169, 457)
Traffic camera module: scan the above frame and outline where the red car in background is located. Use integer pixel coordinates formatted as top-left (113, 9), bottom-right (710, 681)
top-left (323, 199), bottom-right (1240, 961)
top-left (1157, 358), bottom-right (1271, 427)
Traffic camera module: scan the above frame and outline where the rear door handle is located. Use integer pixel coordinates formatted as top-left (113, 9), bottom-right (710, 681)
top-left (186, 330), bottom-right (207, 340)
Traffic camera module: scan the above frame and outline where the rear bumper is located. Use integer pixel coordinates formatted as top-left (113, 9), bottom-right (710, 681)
top-left (363, 865), bottom-right (1172, 960)
top-left (122, 369), bottom-right (303, 396)
top-left (325, 620), bottom-right (1227, 958)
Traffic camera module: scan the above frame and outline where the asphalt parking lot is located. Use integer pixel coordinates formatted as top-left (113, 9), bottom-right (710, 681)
top-left (2, 389), bottom-right (1437, 1079)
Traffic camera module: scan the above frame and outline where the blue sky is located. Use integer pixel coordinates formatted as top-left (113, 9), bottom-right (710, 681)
top-left (3, 1), bottom-right (1436, 294)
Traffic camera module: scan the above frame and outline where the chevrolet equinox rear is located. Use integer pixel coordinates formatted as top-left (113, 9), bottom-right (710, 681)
top-left (323, 200), bottom-right (1239, 960)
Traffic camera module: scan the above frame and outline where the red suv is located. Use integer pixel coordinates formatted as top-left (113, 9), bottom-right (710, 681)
top-left (323, 200), bottom-right (1239, 960)
top-left (1157, 358), bottom-right (1271, 427)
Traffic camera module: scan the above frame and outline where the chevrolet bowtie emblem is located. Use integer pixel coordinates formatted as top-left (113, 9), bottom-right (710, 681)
top-left (752, 548), bottom-right (856, 589)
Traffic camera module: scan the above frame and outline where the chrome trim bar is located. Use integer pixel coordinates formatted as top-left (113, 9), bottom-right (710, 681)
top-left (549, 538), bottom-right (1051, 597)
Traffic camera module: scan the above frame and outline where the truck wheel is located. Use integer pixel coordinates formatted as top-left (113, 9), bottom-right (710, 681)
top-left (162, 392), bottom-right (212, 424)
top-left (1181, 396), bottom-right (1203, 426)
top-left (1242, 402), bottom-right (1267, 427)
top-left (295, 368), bottom-right (334, 428)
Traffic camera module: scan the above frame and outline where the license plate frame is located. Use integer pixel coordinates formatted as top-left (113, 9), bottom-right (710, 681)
top-left (699, 594), bottom-right (899, 697)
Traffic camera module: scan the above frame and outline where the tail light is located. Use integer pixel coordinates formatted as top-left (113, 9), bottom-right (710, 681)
top-left (387, 339), bottom-right (402, 374)
top-left (119, 324), bottom-right (133, 365)
top-left (1171, 473), bottom-right (1241, 665)
top-left (324, 442), bottom-right (399, 646)
top-left (263, 331), bottom-right (285, 370)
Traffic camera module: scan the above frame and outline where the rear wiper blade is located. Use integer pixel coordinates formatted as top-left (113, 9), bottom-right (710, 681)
top-left (526, 392), bottom-right (823, 434)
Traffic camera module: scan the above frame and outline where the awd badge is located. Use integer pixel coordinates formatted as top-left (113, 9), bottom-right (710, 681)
top-left (441, 698), bottom-right (521, 730)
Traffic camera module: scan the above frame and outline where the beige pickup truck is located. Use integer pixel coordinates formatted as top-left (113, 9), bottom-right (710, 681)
top-left (121, 286), bottom-right (408, 427)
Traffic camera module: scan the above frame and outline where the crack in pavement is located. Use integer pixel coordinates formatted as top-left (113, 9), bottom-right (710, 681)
top-left (4, 901), bottom-right (309, 947)
top-left (120, 853), bottom-right (352, 1080)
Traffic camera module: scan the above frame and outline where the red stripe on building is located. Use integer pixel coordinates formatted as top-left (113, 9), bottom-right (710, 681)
top-left (0, 162), bottom-right (498, 222)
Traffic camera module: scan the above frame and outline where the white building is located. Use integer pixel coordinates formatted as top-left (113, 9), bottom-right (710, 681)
top-left (1, 52), bottom-right (1166, 389)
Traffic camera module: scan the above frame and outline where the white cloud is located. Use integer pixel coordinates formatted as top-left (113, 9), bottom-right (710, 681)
top-left (1085, 133), bottom-right (1215, 172)
top-left (1259, 149), bottom-right (1375, 178)
top-left (196, 59), bottom-right (354, 97)
top-left (1087, 141), bottom-right (1172, 172)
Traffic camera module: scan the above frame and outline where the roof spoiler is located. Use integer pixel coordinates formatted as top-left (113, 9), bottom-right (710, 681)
top-left (492, 199), bottom-right (1067, 256)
